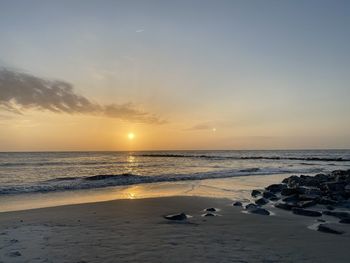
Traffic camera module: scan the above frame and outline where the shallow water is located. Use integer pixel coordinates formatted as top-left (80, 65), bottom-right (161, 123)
top-left (0, 150), bottom-right (349, 195)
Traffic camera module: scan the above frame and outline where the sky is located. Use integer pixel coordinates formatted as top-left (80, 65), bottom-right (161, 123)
top-left (0, 0), bottom-right (349, 151)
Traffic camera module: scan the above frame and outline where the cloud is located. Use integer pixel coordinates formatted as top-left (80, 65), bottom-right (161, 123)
top-left (0, 68), bottom-right (164, 124)
top-left (186, 121), bottom-right (235, 131)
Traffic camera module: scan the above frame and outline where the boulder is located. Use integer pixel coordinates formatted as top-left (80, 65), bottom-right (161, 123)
top-left (251, 189), bottom-right (262, 197)
top-left (232, 201), bottom-right (243, 207)
top-left (205, 207), bottom-right (217, 212)
top-left (317, 224), bottom-right (344, 235)
top-left (203, 213), bottom-right (216, 217)
top-left (255, 198), bottom-right (269, 206)
top-left (275, 202), bottom-right (295, 211)
top-left (282, 195), bottom-right (299, 203)
top-left (281, 188), bottom-right (298, 196)
top-left (164, 213), bottom-right (187, 221)
top-left (323, 211), bottom-right (350, 219)
top-left (265, 184), bottom-right (287, 193)
top-left (292, 208), bottom-right (322, 217)
top-left (263, 191), bottom-right (278, 200)
top-left (245, 203), bottom-right (258, 210)
top-left (249, 208), bottom-right (270, 216)
top-left (339, 218), bottom-right (350, 224)
top-left (297, 200), bottom-right (317, 208)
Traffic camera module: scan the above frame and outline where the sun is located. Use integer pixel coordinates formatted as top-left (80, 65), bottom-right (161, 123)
top-left (128, 133), bottom-right (135, 140)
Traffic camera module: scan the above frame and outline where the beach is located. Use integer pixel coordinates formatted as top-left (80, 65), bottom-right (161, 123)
top-left (1, 195), bottom-right (350, 263)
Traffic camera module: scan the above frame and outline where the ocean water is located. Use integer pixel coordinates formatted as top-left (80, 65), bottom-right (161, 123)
top-left (0, 150), bottom-right (349, 196)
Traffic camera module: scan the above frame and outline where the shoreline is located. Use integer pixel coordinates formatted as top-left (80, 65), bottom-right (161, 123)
top-left (1, 195), bottom-right (350, 263)
top-left (0, 173), bottom-right (292, 213)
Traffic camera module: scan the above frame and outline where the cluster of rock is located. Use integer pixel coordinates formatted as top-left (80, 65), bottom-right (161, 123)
top-left (243, 169), bottom-right (350, 234)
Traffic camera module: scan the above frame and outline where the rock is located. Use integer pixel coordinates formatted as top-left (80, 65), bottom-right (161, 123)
top-left (245, 203), bottom-right (258, 210)
top-left (233, 201), bottom-right (243, 207)
top-left (275, 202), bottom-right (295, 211)
top-left (298, 194), bottom-right (320, 201)
top-left (266, 184), bottom-right (287, 193)
top-left (251, 189), bottom-right (262, 197)
top-left (297, 200), bottom-right (317, 208)
top-left (255, 198), bottom-right (269, 206)
top-left (203, 213), bottom-right (216, 217)
top-left (317, 224), bottom-right (344, 235)
top-left (249, 208), bottom-right (270, 216)
top-left (318, 198), bottom-right (337, 205)
top-left (281, 188), bottom-right (298, 196)
top-left (282, 175), bottom-right (301, 187)
top-left (164, 213), bottom-right (187, 221)
top-left (282, 195), bottom-right (299, 203)
top-left (339, 218), bottom-right (350, 224)
top-left (292, 208), bottom-right (322, 217)
top-left (263, 191), bottom-right (278, 200)
top-left (322, 211), bottom-right (350, 219)
top-left (326, 205), bottom-right (335, 210)
top-left (205, 208), bottom-right (217, 212)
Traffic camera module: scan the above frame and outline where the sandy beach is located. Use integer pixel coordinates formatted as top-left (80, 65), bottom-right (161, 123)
top-left (1, 195), bottom-right (349, 263)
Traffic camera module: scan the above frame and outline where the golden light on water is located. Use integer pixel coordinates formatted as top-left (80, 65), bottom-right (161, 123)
top-left (128, 133), bottom-right (135, 140)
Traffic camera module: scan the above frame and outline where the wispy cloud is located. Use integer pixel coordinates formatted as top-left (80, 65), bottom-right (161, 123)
top-left (0, 68), bottom-right (165, 124)
top-left (186, 120), bottom-right (235, 131)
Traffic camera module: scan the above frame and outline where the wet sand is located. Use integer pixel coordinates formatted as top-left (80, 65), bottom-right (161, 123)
top-left (1, 196), bottom-right (350, 263)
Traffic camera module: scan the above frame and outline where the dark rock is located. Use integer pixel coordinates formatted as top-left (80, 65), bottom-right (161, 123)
top-left (266, 184), bottom-right (287, 193)
top-left (318, 198), bottom-right (337, 205)
top-left (251, 189), bottom-right (262, 197)
top-left (292, 208), bottom-right (322, 217)
top-left (339, 218), bottom-right (350, 224)
top-left (282, 195), bottom-right (299, 203)
top-left (326, 205), bottom-right (335, 210)
top-left (205, 207), bottom-right (217, 212)
top-left (297, 200), bottom-right (317, 208)
top-left (281, 188), bottom-right (298, 196)
top-left (203, 213), bottom-right (215, 217)
top-left (233, 201), bottom-right (243, 207)
top-left (263, 191), bottom-right (278, 200)
top-left (249, 208), bottom-right (270, 216)
top-left (255, 198), bottom-right (269, 206)
top-left (317, 224), bottom-right (344, 235)
top-left (298, 194), bottom-right (320, 201)
top-left (322, 211), bottom-right (350, 219)
top-left (275, 202), bottom-right (295, 211)
top-left (164, 213), bottom-right (187, 221)
top-left (245, 203), bottom-right (258, 210)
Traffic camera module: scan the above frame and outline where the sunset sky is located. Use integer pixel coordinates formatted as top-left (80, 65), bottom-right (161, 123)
top-left (0, 0), bottom-right (349, 151)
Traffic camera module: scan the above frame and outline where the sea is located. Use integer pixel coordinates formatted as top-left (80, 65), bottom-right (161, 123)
top-left (1, 150), bottom-right (349, 196)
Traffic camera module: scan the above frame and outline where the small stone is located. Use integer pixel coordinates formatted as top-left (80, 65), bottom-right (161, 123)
top-left (205, 208), bottom-right (217, 212)
top-left (232, 201), bottom-right (242, 207)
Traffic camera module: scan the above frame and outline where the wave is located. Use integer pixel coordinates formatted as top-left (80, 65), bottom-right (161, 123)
top-left (138, 154), bottom-right (350, 162)
top-left (0, 166), bottom-right (325, 195)
top-left (0, 161), bottom-right (126, 167)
